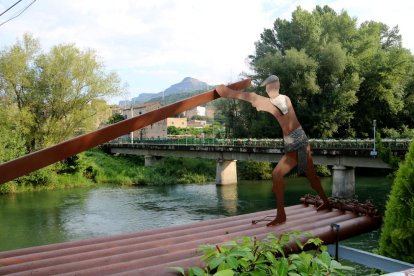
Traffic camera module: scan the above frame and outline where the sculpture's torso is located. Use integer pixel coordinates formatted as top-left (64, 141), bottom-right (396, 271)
top-left (268, 94), bottom-right (301, 137)
top-left (270, 95), bottom-right (289, 115)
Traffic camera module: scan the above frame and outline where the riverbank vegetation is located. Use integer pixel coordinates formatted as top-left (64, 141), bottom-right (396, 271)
top-left (0, 150), bottom-right (218, 194)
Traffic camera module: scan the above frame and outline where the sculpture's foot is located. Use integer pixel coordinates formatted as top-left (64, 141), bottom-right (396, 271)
top-left (316, 202), bottom-right (331, 212)
top-left (266, 215), bottom-right (286, 227)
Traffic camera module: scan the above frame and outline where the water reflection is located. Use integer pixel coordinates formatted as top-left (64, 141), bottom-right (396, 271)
top-left (0, 189), bottom-right (83, 250)
top-left (216, 184), bottom-right (238, 215)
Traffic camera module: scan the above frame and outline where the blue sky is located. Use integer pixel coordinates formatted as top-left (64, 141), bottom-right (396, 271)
top-left (1, 0), bottom-right (413, 104)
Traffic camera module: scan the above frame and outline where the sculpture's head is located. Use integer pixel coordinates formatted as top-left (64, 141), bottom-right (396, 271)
top-left (261, 75), bottom-right (280, 97)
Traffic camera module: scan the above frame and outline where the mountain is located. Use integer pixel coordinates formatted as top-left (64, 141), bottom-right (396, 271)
top-left (126, 77), bottom-right (212, 105)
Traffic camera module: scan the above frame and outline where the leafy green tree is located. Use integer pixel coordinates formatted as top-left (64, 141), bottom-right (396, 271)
top-left (350, 21), bottom-right (414, 136)
top-left (214, 98), bottom-right (250, 138)
top-left (167, 126), bottom-right (181, 135)
top-left (379, 139), bottom-right (414, 262)
top-left (249, 6), bottom-right (362, 138)
top-left (0, 106), bottom-right (26, 163)
top-left (0, 33), bottom-right (122, 152)
top-left (220, 5), bottom-right (414, 139)
top-left (107, 113), bottom-right (126, 125)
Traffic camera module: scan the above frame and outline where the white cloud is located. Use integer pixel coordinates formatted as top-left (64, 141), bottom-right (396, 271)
top-left (1, 0), bottom-right (413, 104)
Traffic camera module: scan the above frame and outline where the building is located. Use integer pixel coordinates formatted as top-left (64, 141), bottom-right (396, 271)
top-left (167, 117), bottom-right (187, 128)
top-left (187, 119), bottom-right (207, 128)
top-left (186, 106), bottom-right (206, 118)
top-left (205, 107), bottom-right (215, 118)
top-left (120, 102), bottom-right (167, 139)
top-left (185, 106), bottom-right (215, 119)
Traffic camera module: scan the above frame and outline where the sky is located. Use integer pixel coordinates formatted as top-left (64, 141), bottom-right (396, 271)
top-left (1, 0), bottom-right (413, 104)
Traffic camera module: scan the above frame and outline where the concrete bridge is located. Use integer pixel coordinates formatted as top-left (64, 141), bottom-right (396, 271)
top-left (104, 138), bottom-right (410, 198)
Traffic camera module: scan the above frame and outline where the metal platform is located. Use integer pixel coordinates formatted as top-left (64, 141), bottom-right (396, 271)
top-left (0, 202), bottom-right (381, 275)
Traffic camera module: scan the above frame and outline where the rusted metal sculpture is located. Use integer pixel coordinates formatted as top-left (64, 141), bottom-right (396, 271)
top-left (0, 79), bottom-right (251, 185)
top-left (216, 75), bottom-right (331, 226)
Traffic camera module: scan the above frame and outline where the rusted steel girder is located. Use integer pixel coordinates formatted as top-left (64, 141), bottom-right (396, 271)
top-left (0, 79), bottom-right (251, 185)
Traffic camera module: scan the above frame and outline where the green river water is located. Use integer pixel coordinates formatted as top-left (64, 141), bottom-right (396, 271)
top-left (0, 176), bottom-right (393, 274)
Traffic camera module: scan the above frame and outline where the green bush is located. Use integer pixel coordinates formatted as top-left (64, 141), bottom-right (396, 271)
top-left (81, 150), bottom-right (146, 185)
top-left (15, 167), bottom-right (52, 187)
top-left (147, 157), bottom-right (215, 185)
top-left (315, 165), bottom-right (331, 177)
top-left (379, 139), bottom-right (414, 262)
top-left (237, 162), bottom-right (331, 180)
top-left (170, 231), bottom-right (353, 276)
top-left (0, 182), bottom-right (18, 194)
top-left (376, 132), bottom-right (402, 171)
top-left (237, 161), bottom-right (273, 180)
top-left (56, 155), bottom-right (81, 174)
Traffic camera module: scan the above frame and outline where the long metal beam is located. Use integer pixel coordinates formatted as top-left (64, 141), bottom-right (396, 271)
top-left (0, 79), bottom-right (251, 185)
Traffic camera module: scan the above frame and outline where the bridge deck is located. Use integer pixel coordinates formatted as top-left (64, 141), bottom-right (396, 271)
top-left (0, 203), bottom-right (380, 276)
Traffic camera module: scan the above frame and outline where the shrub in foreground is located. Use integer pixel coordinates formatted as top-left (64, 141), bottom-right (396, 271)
top-left (379, 139), bottom-right (414, 262)
top-left (170, 231), bottom-right (353, 276)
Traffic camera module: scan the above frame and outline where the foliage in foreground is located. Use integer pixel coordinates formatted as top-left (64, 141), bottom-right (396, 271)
top-left (170, 231), bottom-right (353, 276)
top-left (379, 139), bottom-right (414, 262)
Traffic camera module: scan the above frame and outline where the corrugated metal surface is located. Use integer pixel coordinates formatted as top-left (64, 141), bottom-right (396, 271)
top-left (0, 204), bottom-right (381, 275)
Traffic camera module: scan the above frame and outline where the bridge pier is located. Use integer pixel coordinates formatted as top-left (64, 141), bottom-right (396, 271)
top-left (144, 155), bottom-right (161, 167)
top-left (332, 165), bottom-right (355, 199)
top-left (216, 159), bottom-right (237, 185)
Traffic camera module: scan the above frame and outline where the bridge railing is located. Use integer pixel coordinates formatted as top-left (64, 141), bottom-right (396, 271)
top-left (108, 137), bottom-right (411, 151)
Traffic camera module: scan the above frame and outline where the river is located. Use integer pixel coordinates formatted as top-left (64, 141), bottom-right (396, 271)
top-left (0, 176), bottom-right (392, 273)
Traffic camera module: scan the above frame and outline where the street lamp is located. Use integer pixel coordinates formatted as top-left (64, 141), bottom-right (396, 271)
top-left (130, 105), bottom-right (134, 144)
top-left (212, 111), bottom-right (215, 145)
top-left (370, 120), bottom-right (377, 158)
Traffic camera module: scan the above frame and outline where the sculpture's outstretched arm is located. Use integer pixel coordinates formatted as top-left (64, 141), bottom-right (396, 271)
top-left (216, 84), bottom-right (257, 102)
top-left (216, 85), bottom-right (280, 116)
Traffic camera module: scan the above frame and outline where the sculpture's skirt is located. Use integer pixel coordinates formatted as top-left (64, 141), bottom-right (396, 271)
top-left (284, 126), bottom-right (308, 175)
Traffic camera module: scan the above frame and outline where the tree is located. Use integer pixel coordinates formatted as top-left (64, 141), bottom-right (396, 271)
top-left (214, 98), bottom-right (250, 137)
top-left (234, 5), bottom-right (414, 138)
top-left (0, 33), bottom-right (122, 152)
top-left (107, 113), bottom-right (126, 125)
top-left (0, 106), bottom-right (26, 163)
top-left (167, 126), bottom-right (181, 135)
top-left (379, 139), bottom-right (414, 262)
top-left (351, 22), bottom-right (414, 136)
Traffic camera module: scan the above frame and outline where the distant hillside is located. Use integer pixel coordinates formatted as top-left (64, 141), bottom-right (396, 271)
top-left (146, 89), bottom-right (212, 106)
top-left (129, 77), bottom-right (212, 104)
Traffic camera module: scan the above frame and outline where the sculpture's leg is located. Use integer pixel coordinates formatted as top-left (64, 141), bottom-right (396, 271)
top-left (266, 152), bottom-right (297, 226)
top-left (305, 144), bottom-right (331, 211)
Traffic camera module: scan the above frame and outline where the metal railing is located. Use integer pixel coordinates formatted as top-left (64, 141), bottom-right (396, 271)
top-left (108, 137), bottom-right (411, 151)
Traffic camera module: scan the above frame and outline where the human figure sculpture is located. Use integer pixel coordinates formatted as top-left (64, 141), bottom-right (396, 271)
top-left (216, 75), bottom-right (331, 226)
